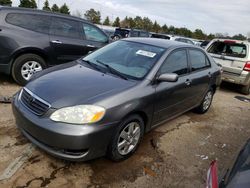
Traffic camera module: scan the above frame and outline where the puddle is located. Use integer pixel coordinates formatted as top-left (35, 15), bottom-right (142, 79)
top-left (16, 163), bottom-right (71, 188)
top-left (235, 96), bottom-right (250, 103)
top-left (89, 131), bottom-right (165, 187)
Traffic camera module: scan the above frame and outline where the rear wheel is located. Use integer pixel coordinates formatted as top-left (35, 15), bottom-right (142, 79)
top-left (112, 35), bottom-right (121, 41)
top-left (12, 54), bottom-right (46, 86)
top-left (107, 115), bottom-right (144, 161)
top-left (194, 89), bottom-right (214, 114)
top-left (241, 84), bottom-right (250, 95)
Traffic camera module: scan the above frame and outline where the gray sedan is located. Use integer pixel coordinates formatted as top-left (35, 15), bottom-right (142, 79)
top-left (12, 38), bottom-right (221, 161)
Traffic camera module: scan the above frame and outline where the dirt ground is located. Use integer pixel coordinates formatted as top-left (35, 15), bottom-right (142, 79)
top-left (0, 74), bottom-right (249, 188)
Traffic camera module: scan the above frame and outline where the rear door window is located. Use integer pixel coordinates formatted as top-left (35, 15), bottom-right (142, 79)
top-left (82, 23), bottom-right (108, 42)
top-left (50, 17), bottom-right (80, 39)
top-left (130, 31), bottom-right (139, 37)
top-left (189, 49), bottom-right (210, 71)
top-left (160, 49), bottom-right (188, 75)
top-left (140, 31), bottom-right (149, 37)
top-left (207, 41), bottom-right (247, 58)
top-left (6, 13), bottom-right (51, 33)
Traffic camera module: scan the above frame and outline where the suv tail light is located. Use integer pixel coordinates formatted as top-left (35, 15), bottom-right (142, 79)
top-left (243, 61), bottom-right (250, 71)
top-left (206, 160), bottom-right (218, 188)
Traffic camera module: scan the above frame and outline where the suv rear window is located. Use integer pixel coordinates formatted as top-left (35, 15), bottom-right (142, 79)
top-left (207, 41), bottom-right (247, 58)
top-left (114, 29), bottom-right (130, 38)
top-left (6, 13), bottom-right (50, 34)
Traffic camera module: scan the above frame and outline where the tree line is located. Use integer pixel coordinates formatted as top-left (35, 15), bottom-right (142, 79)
top-left (0, 0), bottom-right (70, 14)
top-left (0, 0), bottom-right (247, 40)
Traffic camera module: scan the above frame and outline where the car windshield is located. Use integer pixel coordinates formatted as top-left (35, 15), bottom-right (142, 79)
top-left (83, 40), bottom-right (166, 80)
top-left (207, 41), bottom-right (247, 58)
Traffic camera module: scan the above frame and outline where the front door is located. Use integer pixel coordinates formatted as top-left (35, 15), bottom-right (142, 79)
top-left (81, 23), bottom-right (109, 54)
top-left (153, 49), bottom-right (193, 125)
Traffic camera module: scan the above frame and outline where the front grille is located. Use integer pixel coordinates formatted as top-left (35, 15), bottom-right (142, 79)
top-left (20, 88), bottom-right (50, 116)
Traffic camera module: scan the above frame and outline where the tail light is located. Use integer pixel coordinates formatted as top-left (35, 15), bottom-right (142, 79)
top-left (243, 61), bottom-right (250, 71)
top-left (206, 160), bottom-right (218, 188)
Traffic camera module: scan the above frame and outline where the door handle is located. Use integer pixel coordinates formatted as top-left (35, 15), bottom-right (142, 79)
top-left (185, 79), bottom-right (191, 86)
top-left (87, 44), bottom-right (96, 48)
top-left (51, 40), bottom-right (62, 44)
top-left (208, 72), bottom-right (212, 78)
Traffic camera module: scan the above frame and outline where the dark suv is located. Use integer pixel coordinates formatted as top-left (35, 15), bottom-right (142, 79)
top-left (0, 6), bottom-right (109, 85)
top-left (111, 28), bottom-right (149, 41)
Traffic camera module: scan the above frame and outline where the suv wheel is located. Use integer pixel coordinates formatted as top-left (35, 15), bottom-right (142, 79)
top-left (12, 54), bottom-right (46, 86)
top-left (113, 35), bottom-right (121, 41)
top-left (107, 115), bottom-right (144, 161)
top-left (241, 84), bottom-right (250, 95)
top-left (194, 89), bottom-right (214, 114)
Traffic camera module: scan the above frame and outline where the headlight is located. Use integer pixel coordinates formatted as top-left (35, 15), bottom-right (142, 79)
top-left (50, 105), bottom-right (105, 124)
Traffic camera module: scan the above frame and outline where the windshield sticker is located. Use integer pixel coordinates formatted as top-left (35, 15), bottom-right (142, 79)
top-left (136, 50), bottom-right (156, 58)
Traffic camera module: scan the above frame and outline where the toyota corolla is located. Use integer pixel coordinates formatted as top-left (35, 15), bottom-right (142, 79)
top-left (12, 38), bottom-right (221, 161)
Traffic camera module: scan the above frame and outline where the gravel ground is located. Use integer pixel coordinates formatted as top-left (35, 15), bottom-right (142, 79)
top-left (0, 74), bottom-right (249, 188)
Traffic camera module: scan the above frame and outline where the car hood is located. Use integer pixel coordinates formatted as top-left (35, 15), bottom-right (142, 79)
top-left (222, 139), bottom-right (250, 188)
top-left (26, 61), bottom-right (137, 108)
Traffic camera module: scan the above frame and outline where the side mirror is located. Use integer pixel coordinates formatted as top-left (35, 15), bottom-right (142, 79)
top-left (157, 73), bottom-right (178, 82)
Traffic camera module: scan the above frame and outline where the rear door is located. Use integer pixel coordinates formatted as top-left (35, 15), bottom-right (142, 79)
top-left (188, 49), bottom-right (211, 104)
top-left (49, 16), bottom-right (85, 64)
top-left (80, 22), bottom-right (109, 54)
top-left (206, 41), bottom-right (248, 74)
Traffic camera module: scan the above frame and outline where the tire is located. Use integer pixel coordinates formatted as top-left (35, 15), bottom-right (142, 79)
top-left (241, 84), bottom-right (250, 95)
top-left (12, 54), bottom-right (46, 86)
top-left (112, 35), bottom-right (121, 41)
top-left (194, 89), bottom-right (214, 114)
top-left (107, 115), bottom-right (144, 161)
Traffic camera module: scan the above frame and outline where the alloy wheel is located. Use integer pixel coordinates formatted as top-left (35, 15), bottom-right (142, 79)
top-left (117, 122), bottom-right (141, 155)
top-left (203, 91), bottom-right (213, 111)
top-left (21, 61), bottom-right (43, 80)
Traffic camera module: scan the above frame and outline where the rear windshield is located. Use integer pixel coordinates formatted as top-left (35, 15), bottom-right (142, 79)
top-left (208, 41), bottom-right (247, 58)
top-left (114, 29), bottom-right (130, 37)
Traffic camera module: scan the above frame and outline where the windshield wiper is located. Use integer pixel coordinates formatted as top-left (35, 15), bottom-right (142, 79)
top-left (81, 60), bottom-right (103, 72)
top-left (96, 60), bottom-right (128, 80)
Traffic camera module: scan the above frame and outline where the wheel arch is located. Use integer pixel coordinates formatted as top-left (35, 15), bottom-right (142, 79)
top-left (122, 110), bottom-right (150, 133)
top-left (10, 47), bottom-right (48, 72)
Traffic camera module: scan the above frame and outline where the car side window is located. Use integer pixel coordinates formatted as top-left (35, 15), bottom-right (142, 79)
top-left (82, 23), bottom-right (108, 42)
top-left (140, 31), bottom-right (149, 37)
top-left (6, 13), bottom-right (50, 34)
top-left (50, 17), bottom-right (80, 39)
top-left (159, 50), bottom-right (188, 75)
top-left (189, 49), bottom-right (210, 71)
top-left (186, 40), bottom-right (194, 44)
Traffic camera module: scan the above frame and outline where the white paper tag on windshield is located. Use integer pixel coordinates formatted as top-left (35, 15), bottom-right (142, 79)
top-left (136, 50), bottom-right (156, 58)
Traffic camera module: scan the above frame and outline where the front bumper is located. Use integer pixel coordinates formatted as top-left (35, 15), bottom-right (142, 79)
top-left (12, 95), bottom-right (119, 161)
top-left (222, 71), bottom-right (250, 86)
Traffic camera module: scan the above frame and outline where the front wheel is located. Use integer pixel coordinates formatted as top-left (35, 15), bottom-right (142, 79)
top-left (12, 54), bottom-right (46, 86)
top-left (107, 115), bottom-right (144, 161)
top-left (194, 89), bottom-right (214, 114)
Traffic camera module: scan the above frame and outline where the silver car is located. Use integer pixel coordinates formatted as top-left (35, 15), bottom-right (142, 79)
top-left (206, 39), bottom-right (250, 94)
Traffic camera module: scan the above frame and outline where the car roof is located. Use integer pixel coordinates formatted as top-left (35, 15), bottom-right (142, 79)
top-left (211, 38), bottom-right (250, 45)
top-left (122, 37), bottom-right (195, 49)
top-left (0, 6), bottom-right (90, 23)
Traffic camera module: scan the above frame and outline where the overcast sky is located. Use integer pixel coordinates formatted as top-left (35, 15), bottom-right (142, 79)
top-left (12, 0), bottom-right (250, 36)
